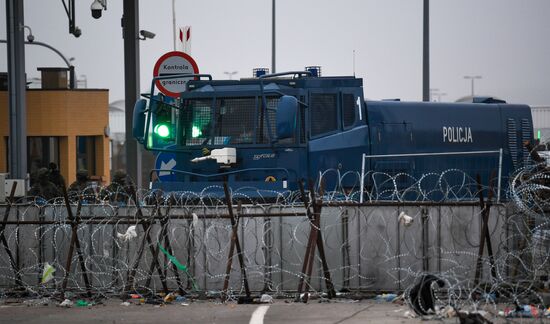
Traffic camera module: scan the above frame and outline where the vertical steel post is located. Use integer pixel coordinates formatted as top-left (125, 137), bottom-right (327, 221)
top-left (497, 148), bottom-right (503, 203)
top-left (272, 0), bottom-right (276, 73)
top-left (360, 153), bottom-right (366, 203)
top-left (421, 208), bottom-right (430, 271)
top-left (123, 0), bottom-right (142, 187)
top-left (422, 0), bottom-right (430, 102)
top-left (172, 0), bottom-right (176, 51)
top-left (6, 0), bottom-right (27, 179)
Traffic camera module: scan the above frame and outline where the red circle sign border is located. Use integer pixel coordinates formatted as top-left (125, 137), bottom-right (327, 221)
top-left (153, 51), bottom-right (199, 98)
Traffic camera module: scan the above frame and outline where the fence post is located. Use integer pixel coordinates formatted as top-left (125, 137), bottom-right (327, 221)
top-left (360, 153), bottom-right (366, 203)
top-left (497, 148), bottom-right (503, 203)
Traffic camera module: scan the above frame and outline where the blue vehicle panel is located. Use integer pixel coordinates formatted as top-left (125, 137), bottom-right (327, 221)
top-left (133, 71), bottom-right (533, 200)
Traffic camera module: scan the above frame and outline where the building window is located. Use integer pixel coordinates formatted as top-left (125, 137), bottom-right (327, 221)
top-left (311, 93), bottom-right (338, 137)
top-left (27, 136), bottom-right (60, 176)
top-left (76, 136), bottom-right (96, 175)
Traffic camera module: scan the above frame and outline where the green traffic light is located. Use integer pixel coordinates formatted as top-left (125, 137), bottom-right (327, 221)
top-left (192, 125), bottom-right (202, 138)
top-left (154, 124), bottom-right (171, 138)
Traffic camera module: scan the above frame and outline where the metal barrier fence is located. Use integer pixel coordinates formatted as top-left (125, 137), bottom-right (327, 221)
top-left (0, 202), bottom-right (537, 298)
top-left (359, 149), bottom-right (504, 203)
top-left (0, 163), bottom-right (548, 311)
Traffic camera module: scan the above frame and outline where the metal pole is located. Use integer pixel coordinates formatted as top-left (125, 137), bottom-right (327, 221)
top-left (352, 49), bottom-right (356, 76)
top-left (360, 153), bottom-right (366, 203)
top-left (422, 0), bottom-right (429, 102)
top-left (172, 0), bottom-right (176, 51)
top-left (123, 0), bottom-right (142, 187)
top-left (272, 0), bottom-right (276, 73)
top-left (6, 0), bottom-right (27, 180)
top-left (464, 75), bottom-right (481, 98)
top-left (497, 148), bottom-right (503, 203)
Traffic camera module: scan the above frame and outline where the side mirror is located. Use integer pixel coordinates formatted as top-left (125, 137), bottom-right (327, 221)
top-left (276, 95), bottom-right (298, 140)
top-left (132, 99), bottom-right (147, 143)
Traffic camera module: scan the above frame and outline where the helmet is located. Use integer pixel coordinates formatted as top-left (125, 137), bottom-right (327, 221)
top-left (113, 170), bottom-right (127, 182)
top-left (37, 168), bottom-right (50, 183)
top-left (76, 169), bottom-right (88, 181)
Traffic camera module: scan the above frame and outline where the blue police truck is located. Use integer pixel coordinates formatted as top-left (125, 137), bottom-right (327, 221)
top-left (132, 70), bottom-right (533, 199)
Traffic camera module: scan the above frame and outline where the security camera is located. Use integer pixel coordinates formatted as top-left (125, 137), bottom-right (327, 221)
top-left (139, 30), bottom-right (156, 40)
top-left (26, 34), bottom-right (34, 42)
top-left (91, 0), bottom-right (103, 19)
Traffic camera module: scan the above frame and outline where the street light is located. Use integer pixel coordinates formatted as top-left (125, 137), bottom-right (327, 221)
top-left (78, 75), bottom-right (88, 88)
top-left (0, 34), bottom-right (76, 89)
top-left (429, 88), bottom-right (447, 102)
top-left (464, 75), bottom-right (482, 97)
top-left (272, 0), bottom-right (276, 74)
top-left (429, 88), bottom-right (439, 101)
top-left (224, 71), bottom-right (238, 80)
top-left (23, 25), bottom-right (34, 42)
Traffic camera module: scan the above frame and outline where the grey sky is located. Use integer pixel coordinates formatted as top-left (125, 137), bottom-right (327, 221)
top-left (1, 0), bottom-right (549, 105)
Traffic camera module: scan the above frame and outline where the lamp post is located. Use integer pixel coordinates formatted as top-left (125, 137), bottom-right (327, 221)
top-left (422, 0), bottom-right (429, 102)
top-left (429, 88), bottom-right (447, 102)
top-left (464, 75), bottom-right (482, 98)
top-left (122, 0), bottom-right (142, 187)
top-left (272, 0), bottom-right (276, 74)
top-left (78, 74), bottom-right (88, 88)
top-left (224, 71), bottom-right (238, 80)
top-left (1, 26), bottom-right (76, 89)
top-left (6, 0), bottom-right (26, 179)
top-left (429, 88), bottom-right (439, 102)
top-left (172, 0), bottom-right (176, 51)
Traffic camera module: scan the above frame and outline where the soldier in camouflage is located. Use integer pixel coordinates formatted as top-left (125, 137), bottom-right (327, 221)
top-left (28, 168), bottom-right (61, 201)
top-left (68, 169), bottom-right (90, 198)
top-left (48, 162), bottom-right (65, 193)
top-left (101, 170), bottom-right (129, 204)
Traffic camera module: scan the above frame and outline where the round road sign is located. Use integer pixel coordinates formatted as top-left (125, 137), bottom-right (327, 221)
top-left (153, 51), bottom-right (199, 98)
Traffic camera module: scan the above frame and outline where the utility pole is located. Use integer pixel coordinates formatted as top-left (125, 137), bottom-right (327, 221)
top-left (464, 75), bottom-right (482, 97)
top-left (272, 0), bottom-right (276, 74)
top-left (122, 0), bottom-right (142, 187)
top-left (422, 0), bottom-right (430, 102)
top-left (6, 0), bottom-right (27, 179)
top-left (172, 0), bottom-right (176, 51)
top-left (224, 71), bottom-right (238, 80)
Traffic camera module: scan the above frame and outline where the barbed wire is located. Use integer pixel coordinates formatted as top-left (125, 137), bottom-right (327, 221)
top-left (0, 167), bottom-right (548, 318)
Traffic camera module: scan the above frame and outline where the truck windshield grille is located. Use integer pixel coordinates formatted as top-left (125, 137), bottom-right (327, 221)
top-left (182, 96), bottom-right (297, 146)
top-left (214, 98), bottom-right (257, 144)
top-left (182, 99), bottom-right (213, 146)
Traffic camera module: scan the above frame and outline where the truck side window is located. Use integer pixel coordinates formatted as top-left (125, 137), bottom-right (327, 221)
top-left (311, 94), bottom-right (337, 137)
top-left (257, 97), bottom-right (280, 144)
top-left (342, 94), bottom-right (356, 128)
